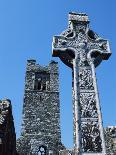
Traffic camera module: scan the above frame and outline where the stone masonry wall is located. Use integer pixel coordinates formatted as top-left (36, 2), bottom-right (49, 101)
top-left (105, 126), bottom-right (116, 155)
top-left (17, 60), bottom-right (64, 155)
top-left (0, 99), bottom-right (16, 155)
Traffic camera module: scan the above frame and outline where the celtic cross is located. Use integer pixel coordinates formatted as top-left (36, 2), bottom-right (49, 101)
top-left (52, 12), bottom-right (111, 155)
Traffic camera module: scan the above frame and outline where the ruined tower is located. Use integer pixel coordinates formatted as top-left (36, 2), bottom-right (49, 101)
top-left (17, 60), bottom-right (63, 155)
top-left (52, 12), bottom-right (111, 155)
top-left (0, 99), bottom-right (16, 155)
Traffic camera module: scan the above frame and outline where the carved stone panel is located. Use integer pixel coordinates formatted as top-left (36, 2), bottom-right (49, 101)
top-left (79, 68), bottom-right (94, 90)
top-left (52, 12), bottom-right (111, 155)
top-left (81, 121), bottom-right (102, 153)
top-left (78, 51), bottom-right (88, 67)
top-left (80, 93), bottom-right (98, 118)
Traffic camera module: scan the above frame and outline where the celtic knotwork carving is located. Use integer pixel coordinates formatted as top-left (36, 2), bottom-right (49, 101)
top-left (52, 12), bottom-right (112, 154)
top-left (78, 49), bottom-right (89, 67)
top-left (81, 121), bottom-right (102, 153)
top-left (80, 93), bottom-right (98, 118)
top-left (79, 68), bottom-right (94, 90)
top-left (53, 13), bottom-right (111, 67)
top-left (61, 28), bottom-right (73, 37)
top-left (75, 25), bottom-right (87, 34)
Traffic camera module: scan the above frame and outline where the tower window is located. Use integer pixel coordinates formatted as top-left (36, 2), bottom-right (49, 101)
top-left (46, 81), bottom-right (50, 91)
top-left (42, 83), bottom-right (46, 90)
top-left (34, 78), bottom-right (42, 90)
top-left (34, 72), bottom-right (50, 91)
top-left (37, 81), bottom-right (41, 90)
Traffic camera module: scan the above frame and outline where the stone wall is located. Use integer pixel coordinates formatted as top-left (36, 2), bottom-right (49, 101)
top-left (0, 99), bottom-right (16, 155)
top-left (105, 126), bottom-right (116, 155)
top-left (17, 60), bottom-right (64, 155)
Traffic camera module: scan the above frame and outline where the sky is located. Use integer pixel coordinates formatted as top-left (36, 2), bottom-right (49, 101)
top-left (0, 0), bottom-right (116, 149)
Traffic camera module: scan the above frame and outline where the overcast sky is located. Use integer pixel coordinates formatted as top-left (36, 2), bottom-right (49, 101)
top-left (0, 0), bottom-right (116, 148)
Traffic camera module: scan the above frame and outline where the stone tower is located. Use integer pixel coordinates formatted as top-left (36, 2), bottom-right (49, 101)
top-left (52, 12), bottom-right (111, 155)
top-left (17, 60), bottom-right (63, 155)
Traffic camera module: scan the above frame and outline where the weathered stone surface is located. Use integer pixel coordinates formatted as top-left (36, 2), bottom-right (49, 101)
top-left (52, 12), bottom-right (111, 155)
top-left (0, 99), bottom-right (16, 155)
top-left (105, 126), bottom-right (116, 155)
top-left (17, 60), bottom-right (64, 155)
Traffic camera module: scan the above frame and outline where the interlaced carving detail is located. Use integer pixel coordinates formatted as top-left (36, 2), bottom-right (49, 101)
top-left (80, 93), bottom-right (98, 118)
top-left (52, 12), bottom-right (111, 154)
top-left (81, 121), bottom-right (102, 153)
top-left (79, 68), bottom-right (94, 90)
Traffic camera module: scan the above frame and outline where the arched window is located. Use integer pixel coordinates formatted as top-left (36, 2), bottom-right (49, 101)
top-left (37, 81), bottom-right (41, 90)
top-left (34, 72), bottom-right (50, 91)
top-left (37, 145), bottom-right (47, 155)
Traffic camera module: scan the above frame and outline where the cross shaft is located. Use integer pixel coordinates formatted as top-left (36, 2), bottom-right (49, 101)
top-left (52, 12), bottom-right (111, 155)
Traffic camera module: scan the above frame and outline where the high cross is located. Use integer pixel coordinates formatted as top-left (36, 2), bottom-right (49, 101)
top-left (52, 12), bottom-right (111, 155)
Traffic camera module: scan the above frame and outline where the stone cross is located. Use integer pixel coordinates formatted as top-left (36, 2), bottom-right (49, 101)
top-left (52, 12), bottom-right (111, 155)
